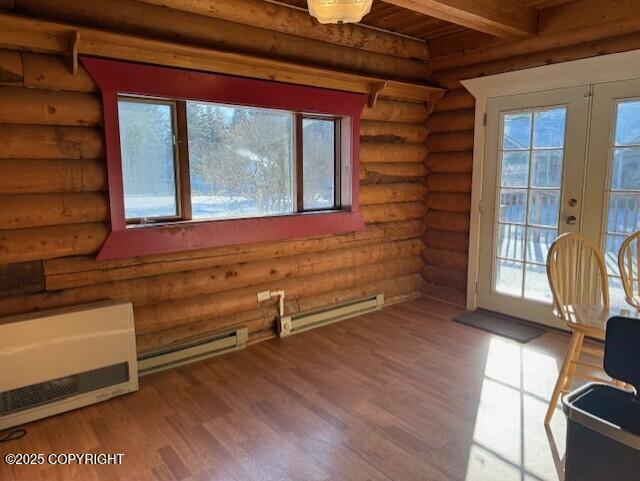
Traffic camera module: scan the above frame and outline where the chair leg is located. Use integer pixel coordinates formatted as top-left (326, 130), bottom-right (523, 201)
top-left (545, 331), bottom-right (582, 425)
top-left (566, 333), bottom-right (584, 381)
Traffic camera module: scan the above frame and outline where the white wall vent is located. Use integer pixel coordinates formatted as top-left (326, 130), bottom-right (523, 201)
top-left (137, 327), bottom-right (248, 376)
top-left (0, 301), bottom-right (138, 430)
top-left (278, 294), bottom-right (384, 337)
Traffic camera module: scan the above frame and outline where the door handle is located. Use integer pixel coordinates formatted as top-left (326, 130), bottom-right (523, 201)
top-left (565, 215), bottom-right (577, 225)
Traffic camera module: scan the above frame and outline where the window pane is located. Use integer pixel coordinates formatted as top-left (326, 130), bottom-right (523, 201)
top-left (528, 190), bottom-right (560, 227)
top-left (524, 263), bottom-right (553, 303)
top-left (531, 150), bottom-right (563, 188)
top-left (533, 108), bottom-right (566, 149)
top-left (186, 101), bottom-right (293, 220)
top-left (497, 224), bottom-right (524, 260)
top-left (503, 112), bottom-right (532, 150)
top-left (611, 147), bottom-right (640, 190)
top-left (615, 100), bottom-right (640, 146)
top-left (499, 189), bottom-right (527, 224)
top-left (118, 99), bottom-right (177, 220)
top-left (526, 227), bottom-right (557, 264)
top-left (496, 260), bottom-right (523, 297)
top-left (604, 234), bottom-right (625, 276)
top-left (607, 193), bottom-right (640, 234)
top-left (609, 275), bottom-right (627, 308)
top-left (501, 151), bottom-right (529, 187)
top-left (303, 118), bottom-right (335, 210)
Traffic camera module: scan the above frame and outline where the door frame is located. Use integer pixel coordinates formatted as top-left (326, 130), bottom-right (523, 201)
top-left (461, 49), bottom-right (640, 313)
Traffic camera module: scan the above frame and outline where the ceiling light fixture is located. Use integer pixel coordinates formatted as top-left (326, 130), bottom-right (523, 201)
top-left (307, 0), bottom-right (373, 24)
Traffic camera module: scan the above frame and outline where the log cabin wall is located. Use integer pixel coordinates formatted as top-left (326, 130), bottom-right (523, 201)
top-left (422, 0), bottom-right (640, 305)
top-left (0, 1), bottom-right (436, 352)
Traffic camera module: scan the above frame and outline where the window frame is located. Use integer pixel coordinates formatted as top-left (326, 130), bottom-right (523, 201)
top-left (117, 96), bottom-right (191, 225)
top-left (296, 113), bottom-right (342, 213)
top-left (82, 57), bottom-right (367, 260)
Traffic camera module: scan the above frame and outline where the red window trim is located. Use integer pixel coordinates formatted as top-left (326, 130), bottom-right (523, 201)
top-left (81, 57), bottom-right (367, 260)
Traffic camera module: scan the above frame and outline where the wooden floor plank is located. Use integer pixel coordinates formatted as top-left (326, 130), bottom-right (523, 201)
top-left (0, 297), bottom-right (573, 481)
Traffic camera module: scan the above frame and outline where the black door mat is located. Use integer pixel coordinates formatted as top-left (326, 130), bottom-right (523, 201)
top-left (453, 309), bottom-right (546, 343)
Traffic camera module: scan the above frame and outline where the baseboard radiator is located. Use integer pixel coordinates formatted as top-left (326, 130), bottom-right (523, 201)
top-left (138, 327), bottom-right (248, 376)
top-left (278, 294), bottom-right (384, 338)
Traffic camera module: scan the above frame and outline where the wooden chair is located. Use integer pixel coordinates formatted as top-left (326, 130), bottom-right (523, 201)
top-left (618, 231), bottom-right (640, 309)
top-left (544, 232), bottom-right (610, 424)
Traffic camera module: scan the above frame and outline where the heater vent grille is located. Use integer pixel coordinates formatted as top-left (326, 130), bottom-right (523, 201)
top-left (0, 363), bottom-right (129, 416)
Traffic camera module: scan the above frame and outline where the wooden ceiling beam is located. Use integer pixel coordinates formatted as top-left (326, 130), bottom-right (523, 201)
top-left (383, 0), bottom-right (538, 39)
top-left (428, 0), bottom-right (640, 71)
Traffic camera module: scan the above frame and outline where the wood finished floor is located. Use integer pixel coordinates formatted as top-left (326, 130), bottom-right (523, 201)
top-left (0, 297), bottom-right (576, 481)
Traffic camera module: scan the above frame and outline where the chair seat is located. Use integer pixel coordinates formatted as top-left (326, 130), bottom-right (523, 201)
top-left (557, 304), bottom-right (640, 341)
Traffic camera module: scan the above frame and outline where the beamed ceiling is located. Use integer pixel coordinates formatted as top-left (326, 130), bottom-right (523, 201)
top-left (276, 0), bottom-right (577, 41)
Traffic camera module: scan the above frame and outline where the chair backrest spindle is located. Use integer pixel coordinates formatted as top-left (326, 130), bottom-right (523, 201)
top-left (618, 231), bottom-right (640, 309)
top-left (547, 233), bottom-right (609, 321)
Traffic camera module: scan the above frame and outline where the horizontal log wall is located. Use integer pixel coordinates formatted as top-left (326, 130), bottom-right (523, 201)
top-left (0, 49), bottom-right (431, 352)
top-left (136, 0), bottom-right (429, 61)
top-left (423, 18), bottom-right (640, 305)
top-left (11, 0), bottom-right (429, 82)
top-left (421, 89), bottom-right (473, 305)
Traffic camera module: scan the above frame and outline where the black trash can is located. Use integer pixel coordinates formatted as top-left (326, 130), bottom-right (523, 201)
top-left (563, 316), bottom-right (640, 481)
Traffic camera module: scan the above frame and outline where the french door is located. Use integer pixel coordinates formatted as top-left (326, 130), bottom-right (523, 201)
top-left (586, 79), bottom-right (640, 307)
top-left (478, 79), bottom-right (640, 328)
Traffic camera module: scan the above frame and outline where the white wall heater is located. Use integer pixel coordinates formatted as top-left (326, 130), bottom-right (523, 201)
top-left (0, 301), bottom-right (138, 430)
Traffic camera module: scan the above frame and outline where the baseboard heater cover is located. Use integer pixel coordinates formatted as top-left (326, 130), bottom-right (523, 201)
top-left (137, 327), bottom-right (249, 376)
top-left (278, 294), bottom-right (384, 337)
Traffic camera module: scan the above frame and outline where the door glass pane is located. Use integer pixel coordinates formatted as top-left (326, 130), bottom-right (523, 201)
top-left (494, 106), bottom-right (567, 303)
top-left (526, 227), bottom-right (557, 264)
top-left (501, 151), bottom-right (529, 187)
top-left (497, 224), bottom-right (525, 260)
top-left (614, 101), bottom-right (640, 146)
top-left (531, 150), bottom-right (563, 188)
top-left (118, 99), bottom-right (178, 221)
top-left (524, 263), bottom-right (553, 302)
top-left (604, 235), bottom-right (625, 277)
top-left (186, 101), bottom-right (293, 220)
top-left (604, 99), bottom-right (640, 306)
top-left (496, 260), bottom-right (524, 297)
top-left (528, 190), bottom-right (560, 227)
top-left (607, 193), bottom-right (640, 234)
top-left (611, 148), bottom-right (640, 190)
top-left (499, 189), bottom-right (526, 223)
top-left (533, 108), bottom-right (566, 148)
top-left (303, 118), bottom-right (335, 210)
top-left (503, 112), bottom-right (532, 149)
top-left (608, 275), bottom-right (627, 308)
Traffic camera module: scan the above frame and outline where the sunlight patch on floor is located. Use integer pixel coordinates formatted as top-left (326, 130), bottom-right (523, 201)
top-left (465, 337), bottom-right (568, 481)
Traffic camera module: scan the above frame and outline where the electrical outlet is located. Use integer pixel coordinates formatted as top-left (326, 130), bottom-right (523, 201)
top-left (257, 290), bottom-right (271, 302)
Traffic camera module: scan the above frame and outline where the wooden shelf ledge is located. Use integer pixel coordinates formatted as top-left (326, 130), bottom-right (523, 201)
top-left (0, 12), bottom-right (443, 103)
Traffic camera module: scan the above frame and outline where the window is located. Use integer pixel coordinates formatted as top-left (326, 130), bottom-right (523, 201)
top-left (118, 98), bottom-right (181, 222)
top-left (302, 117), bottom-right (339, 210)
top-left (187, 103), bottom-right (296, 220)
top-left (82, 57), bottom-right (366, 260)
top-left (118, 98), bottom-right (342, 225)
